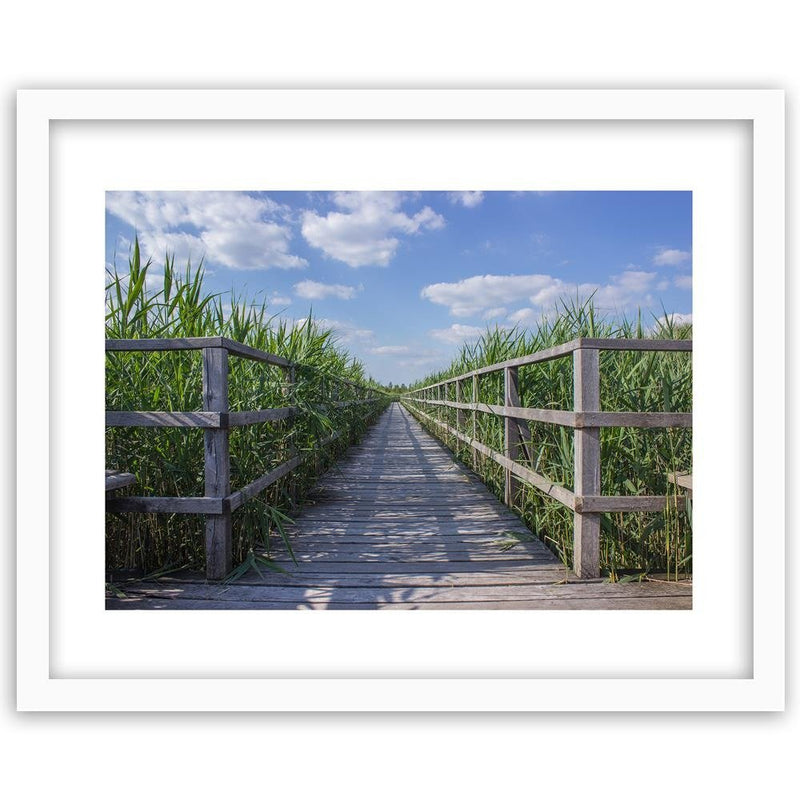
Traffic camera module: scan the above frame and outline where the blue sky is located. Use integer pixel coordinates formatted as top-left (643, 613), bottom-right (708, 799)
top-left (105, 191), bottom-right (692, 385)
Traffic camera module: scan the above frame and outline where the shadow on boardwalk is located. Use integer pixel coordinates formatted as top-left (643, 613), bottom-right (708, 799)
top-left (107, 403), bottom-right (692, 610)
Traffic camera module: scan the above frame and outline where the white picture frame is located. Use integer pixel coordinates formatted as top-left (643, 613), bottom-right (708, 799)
top-left (17, 89), bottom-right (785, 711)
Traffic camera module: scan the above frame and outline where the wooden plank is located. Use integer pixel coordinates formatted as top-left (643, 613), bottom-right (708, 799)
top-left (111, 580), bottom-right (691, 605)
top-left (106, 336), bottom-right (223, 352)
top-left (573, 347), bottom-right (601, 579)
top-left (576, 495), bottom-right (687, 513)
top-left (219, 337), bottom-right (292, 367)
top-left (203, 346), bottom-right (231, 580)
top-left (106, 496), bottom-right (224, 514)
top-left (416, 399), bottom-right (577, 427)
top-left (149, 568), bottom-right (575, 588)
top-left (227, 407), bottom-right (300, 425)
top-left (226, 454), bottom-right (304, 512)
top-left (667, 471), bottom-right (693, 493)
top-left (104, 470), bottom-right (136, 491)
top-left (107, 595), bottom-right (692, 611)
top-left (106, 410), bottom-right (222, 428)
top-left (577, 411), bottom-right (692, 429)
top-left (504, 366), bottom-right (522, 507)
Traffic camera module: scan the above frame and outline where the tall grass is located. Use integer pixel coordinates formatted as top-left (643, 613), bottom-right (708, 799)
top-left (106, 239), bottom-right (389, 575)
top-left (404, 299), bottom-right (692, 579)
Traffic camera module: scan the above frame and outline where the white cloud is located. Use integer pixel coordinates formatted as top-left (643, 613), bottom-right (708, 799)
top-left (315, 318), bottom-right (375, 345)
top-left (653, 247), bottom-right (691, 266)
top-left (421, 269), bottom-right (659, 319)
top-left (674, 274), bottom-right (693, 290)
top-left (293, 279), bottom-right (361, 300)
top-left (430, 324), bottom-right (484, 345)
top-left (422, 274), bottom-right (564, 317)
top-left (447, 191), bottom-right (484, 208)
top-left (106, 191), bottom-right (307, 270)
top-left (301, 191), bottom-right (445, 267)
top-left (653, 312), bottom-right (693, 330)
top-left (369, 345), bottom-right (411, 355)
top-left (483, 306), bottom-right (508, 320)
top-left (269, 293), bottom-right (292, 306)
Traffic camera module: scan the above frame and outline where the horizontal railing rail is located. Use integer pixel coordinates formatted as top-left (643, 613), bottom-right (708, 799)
top-left (402, 337), bottom-right (692, 578)
top-left (106, 336), bottom-right (386, 579)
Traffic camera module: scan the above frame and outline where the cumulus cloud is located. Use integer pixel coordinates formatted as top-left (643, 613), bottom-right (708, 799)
top-left (421, 269), bottom-right (659, 319)
top-left (293, 279), bottom-right (361, 300)
top-left (301, 191), bottom-right (445, 267)
top-left (315, 318), bottom-right (374, 345)
top-left (430, 324), bottom-right (484, 345)
top-left (447, 191), bottom-right (484, 208)
top-left (674, 274), bottom-right (693, 290)
top-left (106, 190), bottom-right (307, 270)
top-left (653, 247), bottom-right (691, 266)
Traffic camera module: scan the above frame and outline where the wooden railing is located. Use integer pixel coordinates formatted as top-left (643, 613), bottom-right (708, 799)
top-left (402, 337), bottom-right (692, 578)
top-left (105, 336), bottom-right (386, 579)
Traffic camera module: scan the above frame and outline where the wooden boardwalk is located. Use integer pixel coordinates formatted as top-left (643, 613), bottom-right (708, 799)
top-left (107, 403), bottom-right (692, 610)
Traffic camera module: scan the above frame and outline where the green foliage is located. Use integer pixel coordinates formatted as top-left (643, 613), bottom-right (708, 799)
top-left (106, 238), bottom-right (389, 574)
top-left (405, 297), bottom-right (692, 578)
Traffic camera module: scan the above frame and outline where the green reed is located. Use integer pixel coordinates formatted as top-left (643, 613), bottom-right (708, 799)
top-left (404, 299), bottom-right (692, 579)
top-left (106, 239), bottom-right (389, 575)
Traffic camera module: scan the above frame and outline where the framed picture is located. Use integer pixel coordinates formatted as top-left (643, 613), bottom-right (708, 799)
top-left (17, 89), bottom-right (784, 711)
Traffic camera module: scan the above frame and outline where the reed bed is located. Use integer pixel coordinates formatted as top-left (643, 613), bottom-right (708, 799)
top-left (106, 240), bottom-right (389, 576)
top-left (403, 300), bottom-right (692, 579)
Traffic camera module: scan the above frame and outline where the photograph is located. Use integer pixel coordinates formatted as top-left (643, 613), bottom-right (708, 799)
top-left (104, 189), bottom-right (693, 610)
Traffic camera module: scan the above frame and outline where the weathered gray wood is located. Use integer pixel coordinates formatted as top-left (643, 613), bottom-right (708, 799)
top-left (408, 337), bottom-right (692, 393)
top-left (576, 495), bottom-right (687, 513)
top-left (112, 580), bottom-right (691, 605)
top-left (504, 367), bottom-right (522, 507)
top-left (455, 379), bottom-right (466, 431)
top-left (220, 337), bottom-right (292, 367)
top-left (577, 411), bottom-right (692, 429)
top-left (227, 407), bottom-right (300, 426)
top-left (415, 398), bottom-right (577, 427)
top-left (106, 336), bottom-right (224, 352)
top-left (105, 410), bottom-right (223, 428)
top-left (104, 470), bottom-right (136, 491)
top-left (472, 373), bottom-right (479, 471)
top-left (226, 454), bottom-right (304, 512)
top-left (108, 595), bottom-right (692, 611)
top-left (203, 346), bottom-right (231, 580)
top-left (667, 471), bottom-right (693, 495)
top-left (106, 496), bottom-right (225, 514)
top-left (573, 347), bottom-right (601, 578)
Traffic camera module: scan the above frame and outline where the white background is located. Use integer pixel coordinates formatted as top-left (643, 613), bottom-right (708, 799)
top-left (3, 2), bottom-right (795, 799)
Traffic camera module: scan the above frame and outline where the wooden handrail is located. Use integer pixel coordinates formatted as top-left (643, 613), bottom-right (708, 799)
top-left (105, 337), bottom-right (387, 579)
top-left (402, 338), bottom-right (692, 578)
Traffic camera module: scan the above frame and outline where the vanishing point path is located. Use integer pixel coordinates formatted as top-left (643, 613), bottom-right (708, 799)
top-left (107, 403), bottom-right (692, 610)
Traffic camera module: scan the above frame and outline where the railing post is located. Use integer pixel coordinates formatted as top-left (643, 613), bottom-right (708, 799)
top-left (472, 374), bottom-right (479, 471)
top-left (455, 379), bottom-right (466, 431)
top-left (504, 366), bottom-right (522, 508)
top-left (285, 365), bottom-right (298, 506)
top-left (573, 347), bottom-right (601, 578)
top-left (203, 346), bottom-right (231, 580)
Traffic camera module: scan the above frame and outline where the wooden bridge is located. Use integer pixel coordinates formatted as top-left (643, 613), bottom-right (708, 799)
top-left (106, 335), bottom-right (692, 610)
